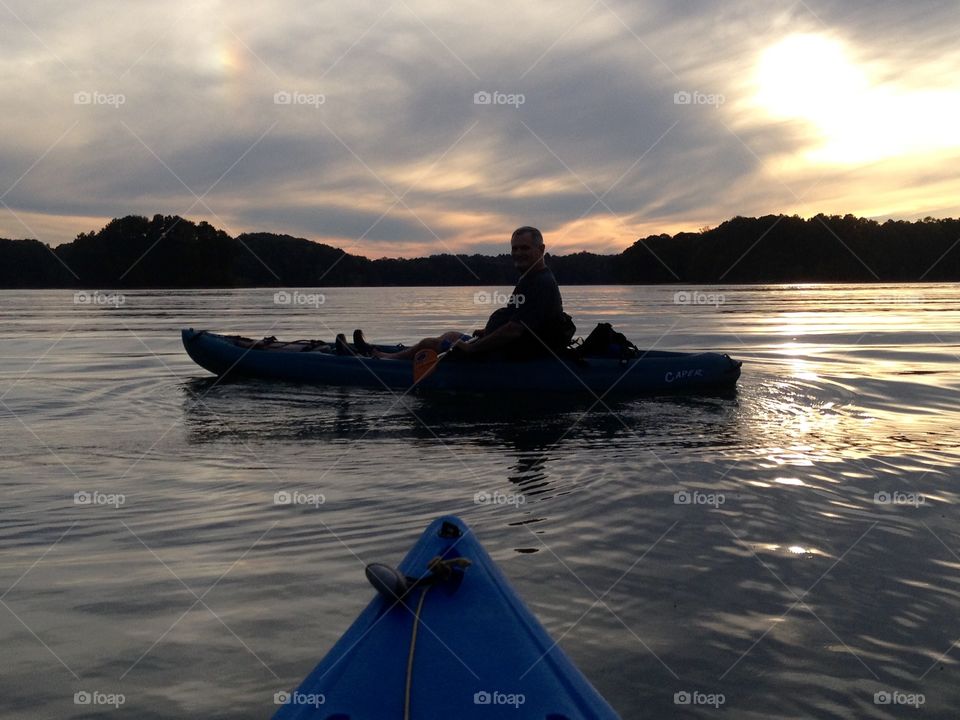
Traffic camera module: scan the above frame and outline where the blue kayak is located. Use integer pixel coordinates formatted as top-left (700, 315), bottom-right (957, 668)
top-left (273, 516), bottom-right (620, 719)
top-left (182, 329), bottom-right (741, 395)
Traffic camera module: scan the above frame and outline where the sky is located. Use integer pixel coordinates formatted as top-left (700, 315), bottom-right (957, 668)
top-left (0, 0), bottom-right (958, 258)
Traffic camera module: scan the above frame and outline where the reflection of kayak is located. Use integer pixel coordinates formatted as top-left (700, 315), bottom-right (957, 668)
top-left (181, 328), bottom-right (741, 395)
top-left (273, 515), bottom-right (620, 719)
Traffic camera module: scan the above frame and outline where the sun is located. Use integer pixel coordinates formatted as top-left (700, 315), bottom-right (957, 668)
top-left (754, 34), bottom-right (960, 165)
top-left (755, 34), bottom-right (866, 119)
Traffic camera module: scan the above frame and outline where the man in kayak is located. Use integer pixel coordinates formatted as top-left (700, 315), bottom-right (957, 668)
top-left (352, 226), bottom-right (572, 360)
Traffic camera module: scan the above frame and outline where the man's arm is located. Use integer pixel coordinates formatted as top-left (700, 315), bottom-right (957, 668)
top-left (455, 320), bottom-right (524, 354)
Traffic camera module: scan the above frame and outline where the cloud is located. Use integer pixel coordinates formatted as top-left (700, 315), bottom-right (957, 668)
top-left (0, 0), bottom-right (957, 255)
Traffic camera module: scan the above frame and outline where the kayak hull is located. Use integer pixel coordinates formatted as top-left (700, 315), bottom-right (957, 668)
top-left (181, 329), bottom-right (741, 395)
top-left (273, 516), bottom-right (620, 719)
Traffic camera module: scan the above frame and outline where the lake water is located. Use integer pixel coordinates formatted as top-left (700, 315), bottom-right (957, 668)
top-left (1, 284), bottom-right (959, 719)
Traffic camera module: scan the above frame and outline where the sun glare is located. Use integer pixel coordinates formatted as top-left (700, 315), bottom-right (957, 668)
top-left (755, 34), bottom-right (960, 165)
top-left (756, 35), bottom-right (865, 118)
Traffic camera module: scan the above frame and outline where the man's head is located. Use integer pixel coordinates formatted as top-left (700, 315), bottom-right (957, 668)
top-left (510, 226), bottom-right (545, 273)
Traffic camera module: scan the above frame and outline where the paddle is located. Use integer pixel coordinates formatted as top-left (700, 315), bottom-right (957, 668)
top-left (412, 348), bottom-right (445, 385)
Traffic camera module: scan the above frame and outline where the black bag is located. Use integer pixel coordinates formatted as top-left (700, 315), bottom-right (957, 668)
top-left (571, 322), bottom-right (639, 360)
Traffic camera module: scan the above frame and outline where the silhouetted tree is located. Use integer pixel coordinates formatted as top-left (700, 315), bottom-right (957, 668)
top-left (1, 214), bottom-right (958, 287)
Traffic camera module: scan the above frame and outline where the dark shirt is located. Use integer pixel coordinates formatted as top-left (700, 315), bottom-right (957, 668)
top-left (484, 267), bottom-right (566, 354)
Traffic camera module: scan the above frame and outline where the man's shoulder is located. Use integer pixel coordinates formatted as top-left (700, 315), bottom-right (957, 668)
top-left (520, 267), bottom-right (559, 290)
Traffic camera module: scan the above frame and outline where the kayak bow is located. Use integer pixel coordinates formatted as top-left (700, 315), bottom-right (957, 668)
top-left (273, 516), bottom-right (621, 719)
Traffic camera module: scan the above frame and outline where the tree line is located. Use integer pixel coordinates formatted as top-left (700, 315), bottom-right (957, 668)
top-left (1, 213), bottom-right (957, 288)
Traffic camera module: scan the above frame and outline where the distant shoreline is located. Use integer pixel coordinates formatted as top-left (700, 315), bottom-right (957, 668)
top-left (2, 213), bottom-right (958, 288)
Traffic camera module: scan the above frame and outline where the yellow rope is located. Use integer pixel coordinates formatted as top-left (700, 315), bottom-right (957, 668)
top-left (402, 556), bottom-right (472, 719)
top-left (404, 586), bottom-right (430, 720)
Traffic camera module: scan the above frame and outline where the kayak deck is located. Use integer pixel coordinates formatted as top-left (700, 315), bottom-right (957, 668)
top-left (274, 516), bottom-right (620, 719)
top-left (182, 328), bottom-right (742, 395)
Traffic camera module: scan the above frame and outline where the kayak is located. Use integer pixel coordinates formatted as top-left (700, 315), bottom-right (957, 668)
top-left (273, 515), bottom-right (621, 719)
top-left (181, 329), bottom-right (742, 395)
